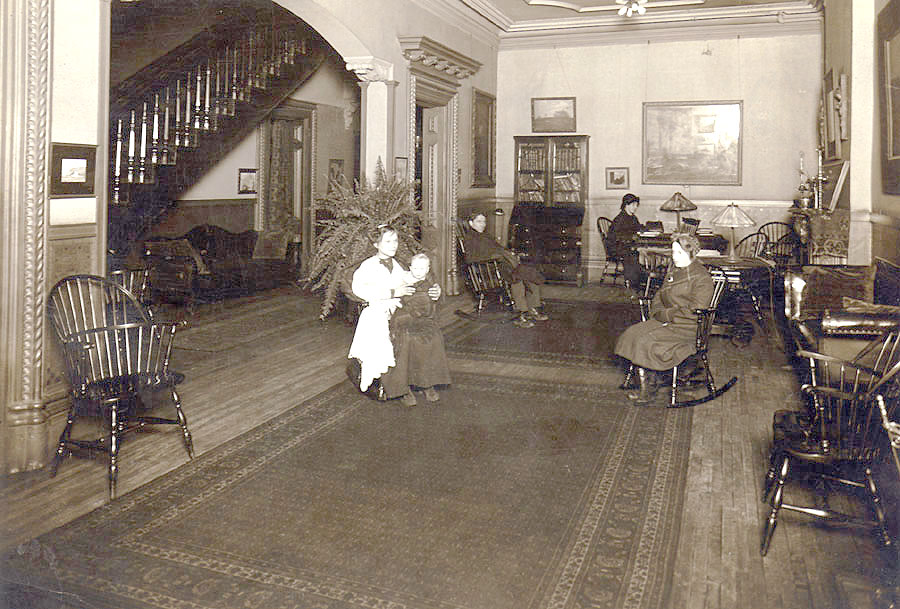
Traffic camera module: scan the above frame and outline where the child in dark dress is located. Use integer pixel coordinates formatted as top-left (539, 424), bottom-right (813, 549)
top-left (388, 253), bottom-right (451, 402)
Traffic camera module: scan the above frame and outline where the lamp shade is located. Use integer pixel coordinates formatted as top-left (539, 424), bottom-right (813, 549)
top-left (660, 192), bottom-right (697, 212)
top-left (711, 203), bottom-right (756, 228)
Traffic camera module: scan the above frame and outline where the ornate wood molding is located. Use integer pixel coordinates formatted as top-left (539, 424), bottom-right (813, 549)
top-left (398, 35), bottom-right (482, 81)
top-left (345, 56), bottom-right (394, 82)
top-left (1, 0), bottom-right (51, 473)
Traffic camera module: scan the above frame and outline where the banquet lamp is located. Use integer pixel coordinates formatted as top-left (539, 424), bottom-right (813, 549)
top-left (660, 192), bottom-right (697, 228)
top-left (712, 203), bottom-right (756, 262)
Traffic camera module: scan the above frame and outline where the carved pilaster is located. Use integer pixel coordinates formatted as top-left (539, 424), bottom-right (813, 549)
top-left (2, 0), bottom-right (51, 473)
top-left (256, 120), bottom-right (271, 231)
top-left (447, 93), bottom-right (460, 296)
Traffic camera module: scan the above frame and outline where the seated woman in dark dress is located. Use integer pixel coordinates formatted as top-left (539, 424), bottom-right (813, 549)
top-left (614, 231), bottom-right (713, 405)
top-left (607, 192), bottom-right (645, 291)
top-left (461, 212), bottom-right (547, 328)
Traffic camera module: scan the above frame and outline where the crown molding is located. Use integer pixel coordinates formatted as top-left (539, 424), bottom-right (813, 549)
top-left (409, 0), bottom-right (502, 46)
top-left (499, 3), bottom-right (821, 48)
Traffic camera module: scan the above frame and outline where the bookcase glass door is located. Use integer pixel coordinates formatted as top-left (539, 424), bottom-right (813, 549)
top-left (511, 135), bottom-right (588, 286)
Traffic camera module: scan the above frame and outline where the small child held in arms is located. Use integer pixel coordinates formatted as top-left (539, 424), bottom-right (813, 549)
top-left (393, 253), bottom-right (438, 328)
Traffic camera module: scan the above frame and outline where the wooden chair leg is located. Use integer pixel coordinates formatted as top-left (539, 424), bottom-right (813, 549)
top-left (109, 401), bottom-right (120, 501)
top-left (865, 467), bottom-right (893, 548)
top-left (670, 364), bottom-right (679, 408)
top-left (171, 388), bottom-right (194, 459)
top-left (49, 406), bottom-right (76, 477)
top-left (761, 454), bottom-right (790, 556)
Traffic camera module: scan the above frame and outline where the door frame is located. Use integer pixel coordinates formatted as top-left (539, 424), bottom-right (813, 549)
top-left (405, 69), bottom-right (460, 294)
top-left (262, 100), bottom-right (317, 275)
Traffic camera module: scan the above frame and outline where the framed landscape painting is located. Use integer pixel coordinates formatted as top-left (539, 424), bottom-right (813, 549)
top-left (879, 0), bottom-right (900, 194)
top-left (531, 97), bottom-right (576, 133)
top-left (642, 101), bottom-right (742, 185)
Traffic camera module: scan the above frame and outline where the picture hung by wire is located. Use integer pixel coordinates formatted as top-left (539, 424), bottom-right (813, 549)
top-left (238, 168), bottom-right (258, 194)
top-left (642, 101), bottom-right (742, 185)
top-left (50, 144), bottom-right (96, 197)
top-left (605, 167), bottom-right (629, 190)
top-left (879, 0), bottom-right (900, 194)
top-left (531, 97), bottom-right (576, 133)
top-left (472, 89), bottom-right (496, 187)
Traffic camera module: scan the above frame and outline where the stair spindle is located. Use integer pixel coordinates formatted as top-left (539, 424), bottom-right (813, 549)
top-left (137, 101), bottom-right (154, 184)
top-left (204, 62), bottom-right (213, 132)
top-left (159, 86), bottom-right (175, 165)
top-left (229, 45), bottom-right (239, 113)
top-left (126, 109), bottom-right (136, 184)
top-left (112, 118), bottom-right (124, 204)
top-left (183, 73), bottom-right (196, 148)
top-left (149, 93), bottom-right (160, 167)
top-left (193, 65), bottom-right (204, 134)
top-left (174, 80), bottom-right (182, 148)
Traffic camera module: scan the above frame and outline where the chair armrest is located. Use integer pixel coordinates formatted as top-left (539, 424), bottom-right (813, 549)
top-left (800, 383), bottom-right (860, 402)
top-left (821, 311), bottom-right (900, 336)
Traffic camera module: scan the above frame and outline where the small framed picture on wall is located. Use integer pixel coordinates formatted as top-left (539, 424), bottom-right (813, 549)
top-left (605, 167), bottom-right (629, 190)
top-left (50, 143), bottom-right (96, 197)
top-left (238, 168), bottom-right (258, 194)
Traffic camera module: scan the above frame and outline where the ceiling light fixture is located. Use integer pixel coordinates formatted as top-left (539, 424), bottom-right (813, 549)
top-left (616, 0), bottom-right (647, 16)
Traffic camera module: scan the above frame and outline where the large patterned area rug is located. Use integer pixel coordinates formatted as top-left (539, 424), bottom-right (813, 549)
top-left (445, 299), bottom-right (640, 369)
top-left (3, 372), bottom-right (691, 609)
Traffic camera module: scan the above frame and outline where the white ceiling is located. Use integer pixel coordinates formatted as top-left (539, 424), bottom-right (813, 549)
top-left (458, 0), bottom-right (822, 39)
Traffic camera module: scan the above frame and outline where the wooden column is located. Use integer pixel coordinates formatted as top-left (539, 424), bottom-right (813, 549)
top-left (0, 0), bottom-right (51, 473)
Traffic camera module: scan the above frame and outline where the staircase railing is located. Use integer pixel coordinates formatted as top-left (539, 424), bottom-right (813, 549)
top-left (108, 7), bottom-right (324, 205)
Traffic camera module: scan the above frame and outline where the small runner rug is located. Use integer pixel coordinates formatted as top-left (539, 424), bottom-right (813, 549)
top-left (3, 372), bottom-right (690, 609)
top-left (445, 299), bottom-right (640, 369)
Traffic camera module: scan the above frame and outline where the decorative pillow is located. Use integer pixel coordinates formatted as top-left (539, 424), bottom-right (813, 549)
top-left (842, 296), bottom-right (900, 316)
top-left (146, 238), bottom-right (210, 275)
top-left (252, 231), bottom-right (290, 260)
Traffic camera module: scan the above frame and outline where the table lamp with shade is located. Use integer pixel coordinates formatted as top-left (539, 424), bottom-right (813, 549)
top-left (660, 192), bottom-right (697, 228)
top-left (712, 202), bottom-right (756, 262)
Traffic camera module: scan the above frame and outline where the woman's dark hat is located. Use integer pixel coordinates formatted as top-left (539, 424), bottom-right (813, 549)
top-left (622, 193), bottom-right (640, 205)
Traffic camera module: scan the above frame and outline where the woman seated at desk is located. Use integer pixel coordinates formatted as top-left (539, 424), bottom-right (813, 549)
top-left (614, 230), bottom-right (714, 405)
top-left (608, 193), bottom-right (645, 291)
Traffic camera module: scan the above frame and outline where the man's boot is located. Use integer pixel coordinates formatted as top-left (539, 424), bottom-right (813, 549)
top-left (627, 367), bottom-right (658, 405)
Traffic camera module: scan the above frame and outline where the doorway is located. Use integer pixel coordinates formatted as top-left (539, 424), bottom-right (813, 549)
top-left (264, 101), bottom-right (315, 275)
top-left (416, 103), bottom-right (451, 287)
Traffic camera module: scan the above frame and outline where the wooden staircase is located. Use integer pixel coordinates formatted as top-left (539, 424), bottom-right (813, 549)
top-left (107, 4), bottom-right (329, 262)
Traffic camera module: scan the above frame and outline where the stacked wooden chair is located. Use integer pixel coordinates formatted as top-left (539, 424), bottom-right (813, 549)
top-left (47, 274), bottom-right (193, 500)
top-left (760, 329), bottom-right (900, 556)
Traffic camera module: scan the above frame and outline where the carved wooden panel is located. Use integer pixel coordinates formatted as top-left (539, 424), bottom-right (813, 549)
top-left (44, 237), bottom-right (98, 397)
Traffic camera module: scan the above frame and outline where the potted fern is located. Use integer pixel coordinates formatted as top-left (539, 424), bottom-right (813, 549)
top-left (306, 161), bottom-right (422, 320)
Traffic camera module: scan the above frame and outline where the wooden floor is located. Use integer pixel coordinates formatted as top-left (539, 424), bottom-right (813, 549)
top-left (1, 283), bottom-right (897, 609)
